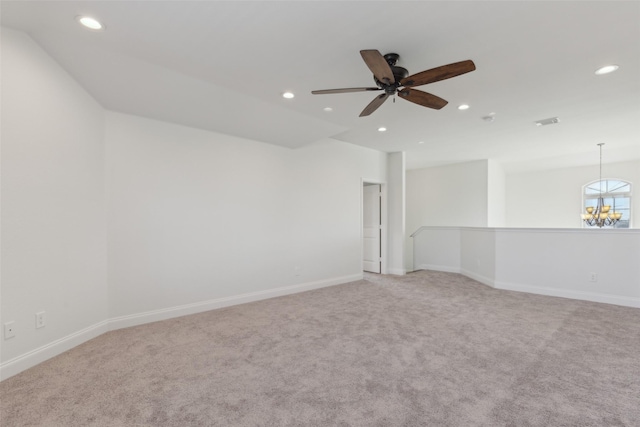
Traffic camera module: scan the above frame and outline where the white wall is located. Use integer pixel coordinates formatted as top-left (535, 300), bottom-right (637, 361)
top-left (106, 112), bottom-right (388, 319)
top-left (407, 158), bottom-right (639, 231)
top-left (412, 227), bottom-right (460, 273)
top-left (386, 152), bottom-right (406, 275)
top-left (460, 228), bottom-right (496, 285)
top-left (0, 27), bottom-right (389, 379)
top-left (1, 29), bottom-right (108, 370)
top-left (406, 160), bottom-right (490, 231)
top-left (406, 160), bottom-right (490, 271)
top-left (506, 160), bottom-right (640, 228)
top-left (487, 160), bottom-right (506, 227)
top-left (413, 227), bottom-right (640, 308)
top-left (494, 228), bottom-right (640, 305)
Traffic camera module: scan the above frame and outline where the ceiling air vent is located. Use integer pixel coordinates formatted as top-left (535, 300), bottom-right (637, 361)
top-left (535, 117), bottom-right (560, 126)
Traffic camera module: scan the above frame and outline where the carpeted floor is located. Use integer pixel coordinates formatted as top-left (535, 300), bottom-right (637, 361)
top-left (1, 270), bottom-right (639, 426)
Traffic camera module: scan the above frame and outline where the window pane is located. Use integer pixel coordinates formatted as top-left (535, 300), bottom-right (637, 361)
top-left (585, 184), bottom-right (603, 195)
top-left (584, 199), bottom-right (599, 209)
top-left (612, 198), bottom-right (630, 209)
top-left (607, 180), bottom-right (630, 193)
top-left (585, 180), bottom-right (631, 195)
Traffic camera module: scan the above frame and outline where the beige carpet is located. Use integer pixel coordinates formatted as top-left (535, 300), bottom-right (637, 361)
top-left (1, 270), bottom-right (639, 426)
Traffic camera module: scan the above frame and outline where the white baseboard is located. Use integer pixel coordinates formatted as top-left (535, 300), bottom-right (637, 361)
top-left (459, 269), bottom-right (496, 289)
top-left (415, 265), bottom-right (639, 308)
top-left (108, 273), bottom-right (363, 331)
top-left (416, 264), bottom-right (460, 274)
top-left (5, 271), bottom-right (635, 382)
top-left (386, 268), bottom-right (407, 275)
top-left (494, 281), bottom-right (640, 308)
top-left (0, 274), bottom-right (362, 381)
top-left (0, 320), bottom-right (109, 381)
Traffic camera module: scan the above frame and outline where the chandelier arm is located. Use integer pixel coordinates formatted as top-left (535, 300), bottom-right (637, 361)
top-left (582, 143), bottom-right (620, 228)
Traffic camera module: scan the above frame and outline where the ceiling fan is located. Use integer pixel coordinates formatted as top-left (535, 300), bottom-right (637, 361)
top-left (311, 50), bottom-right (476, 117)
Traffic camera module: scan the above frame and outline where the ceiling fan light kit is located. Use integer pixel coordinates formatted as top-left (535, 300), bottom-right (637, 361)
top-left (312, 50), bottom-right (476, 117)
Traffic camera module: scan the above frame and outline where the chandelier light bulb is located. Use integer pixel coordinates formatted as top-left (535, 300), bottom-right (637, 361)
top-left (581, 143), bottom-right (621, 228)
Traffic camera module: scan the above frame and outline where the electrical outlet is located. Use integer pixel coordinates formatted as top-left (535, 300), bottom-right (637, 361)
top-left (589, 272), bottom-right (598, 282)
top-left (293, 266), bottom-right (302, 277)
top-left (36, 311), bottom-right (46, 329)
top-left (4, 321), bottom-right (16, 340)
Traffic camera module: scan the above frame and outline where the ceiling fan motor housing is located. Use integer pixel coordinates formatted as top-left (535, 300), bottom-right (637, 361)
top-left (374, 53), bottom-right (409, 88)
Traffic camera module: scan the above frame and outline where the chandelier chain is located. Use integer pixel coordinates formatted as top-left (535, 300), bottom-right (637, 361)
top-left (581, 143), bottom-right (621, 228)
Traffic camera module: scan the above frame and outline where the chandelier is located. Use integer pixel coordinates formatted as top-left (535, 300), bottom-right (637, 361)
top-left (581, 143), bottom-right (622, 228)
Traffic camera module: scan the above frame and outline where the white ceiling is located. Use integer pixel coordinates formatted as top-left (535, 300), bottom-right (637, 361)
top-left (2, 1), bottom-right (639, 172)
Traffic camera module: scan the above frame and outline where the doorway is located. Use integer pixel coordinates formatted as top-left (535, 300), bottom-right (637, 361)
top-left (363, 183), bottom-right (382, 273)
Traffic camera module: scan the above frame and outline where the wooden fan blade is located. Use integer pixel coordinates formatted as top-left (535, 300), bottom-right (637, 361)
top-left (400, 60), bottom-right (476, 87)
top-left (311, 87), bottom-right (382, 95)
top-left (398, 88), bottom-right (448, 110)
top-left (360, 50), bottom-right (395, 85)
top-left (359, 93), bottom-right (389, 117)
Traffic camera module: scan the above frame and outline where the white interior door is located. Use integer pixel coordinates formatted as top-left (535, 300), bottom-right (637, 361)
top-left (363, 184), bottom-right (381, 273)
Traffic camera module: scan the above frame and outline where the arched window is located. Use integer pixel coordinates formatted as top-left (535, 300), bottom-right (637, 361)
top-left (583, 179), bottom-right (631, 228)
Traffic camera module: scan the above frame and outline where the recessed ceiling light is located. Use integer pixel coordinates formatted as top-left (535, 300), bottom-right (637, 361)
top-left (323, 107), bottom-right (333, 112)
top-left (377, 127), bottom-right (387, 132)
top-left (458, 104), bottom-right (470, 110)
top-left (418, 141), bottom-right (425, 144)
top-left (282, 92), bottom-right (295, 99)
top-left (595, 65), bottom-right (619, 75)
top-left (76, 16), bottom-right (104, 31)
